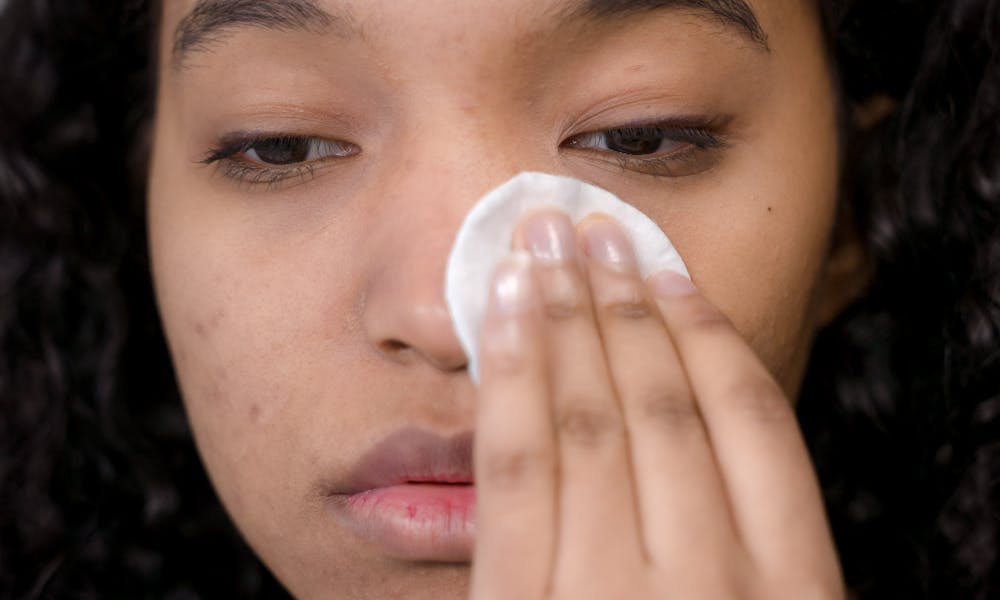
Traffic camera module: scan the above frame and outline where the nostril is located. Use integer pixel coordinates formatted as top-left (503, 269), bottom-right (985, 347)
top-left (376, 337), bottom-right (468, 372)
top-left (363, 285), bottom-right (469, 371)
top-left (379, 339), bottom-right (411, 354)
top-left (376, 338), bottom-right (417, 366)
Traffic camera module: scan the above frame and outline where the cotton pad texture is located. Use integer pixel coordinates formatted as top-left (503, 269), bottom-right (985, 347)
top-left (445, 171), bottom-right (690, 383)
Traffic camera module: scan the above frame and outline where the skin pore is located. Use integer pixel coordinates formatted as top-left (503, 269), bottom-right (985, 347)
top-left (148, 0), bottom-right (860, 597)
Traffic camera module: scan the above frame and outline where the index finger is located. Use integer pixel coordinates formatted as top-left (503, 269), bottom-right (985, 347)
top-left (471, 253), bottom-right (556, 600)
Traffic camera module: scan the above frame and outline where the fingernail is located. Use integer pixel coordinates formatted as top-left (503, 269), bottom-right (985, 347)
top-left (491, 251), bottom-right (535, 314)
top-left (521, 211), bottom-right (576, 263)
top-left (648, 270), bottom-right (696, 296)
top-left (582, 219), bottom-right (638, 271)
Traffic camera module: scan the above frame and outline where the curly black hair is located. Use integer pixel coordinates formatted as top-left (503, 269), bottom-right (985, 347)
top-left (0, 0), bottom-right (996, 598)
top-left (801, 0), bottom-right (1000, 597)
top-left (0, 1), bottom-right (287, 597)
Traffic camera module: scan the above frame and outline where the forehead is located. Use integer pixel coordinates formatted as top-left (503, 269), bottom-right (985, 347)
top-left (163, 0), bottom-right (780, 70)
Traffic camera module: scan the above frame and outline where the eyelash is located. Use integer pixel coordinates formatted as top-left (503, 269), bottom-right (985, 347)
top-left (563, 118), bottom-right (727, 177)
top-left (201, 134), bottom-right (346, 189)
top-left (200, 118), bottom-right (726, 188)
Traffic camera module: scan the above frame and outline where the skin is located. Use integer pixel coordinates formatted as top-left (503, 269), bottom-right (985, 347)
top-left (149, 0), bottom-right (863, 597)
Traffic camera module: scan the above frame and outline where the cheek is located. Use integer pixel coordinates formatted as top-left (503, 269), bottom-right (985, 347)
top-left (648, 201), bottom-right (834, 394)
top-left (147, 180), bottom-right (367, 540)
top-left (692, 192), bottom-right (835, 392)
top-left (636, 107), bottom-right (839, 392)
top-left (149, 220), bottom-right (380, 593)
top-left (152, 232), bottom-right (305, 494)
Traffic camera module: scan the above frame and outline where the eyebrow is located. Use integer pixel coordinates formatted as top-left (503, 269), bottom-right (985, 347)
top-left (569, 0), bottom-right (769, 49)
top-left (172, 0), bottom-right (342, 68)
top-left (172, 0), bottom-right (768, 68)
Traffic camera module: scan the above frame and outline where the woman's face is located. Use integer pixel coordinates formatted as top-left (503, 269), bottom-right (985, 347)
top-left (149, 0), bottom-right (853, 596)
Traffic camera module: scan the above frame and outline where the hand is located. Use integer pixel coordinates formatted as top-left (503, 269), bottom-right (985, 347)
top-left (469, 211), bottom-right (844, 599)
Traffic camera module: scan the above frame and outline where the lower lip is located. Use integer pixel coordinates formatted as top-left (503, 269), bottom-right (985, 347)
top-left (331, 483), bottom-right (476, 561)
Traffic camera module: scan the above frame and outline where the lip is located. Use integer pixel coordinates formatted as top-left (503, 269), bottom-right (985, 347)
top-left (326, 428), bottom-right (476, 562)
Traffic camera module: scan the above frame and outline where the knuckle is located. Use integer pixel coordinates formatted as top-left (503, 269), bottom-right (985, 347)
top-left (555, 404), bottom-right (624, 447)
top-left (594, 278), bottom-right (654, 320)
top-left (725, 376), bottom-right (791, 424)
top-left (543, 295), bottom-right (586, 320)
top-left (634, 388), bottom-right (701, 431)
top-left (539, 268), bottom-right (587, 320)
top-left (481, 446), bottom-right (554, 487)
top-left (601, 296), bottom-right (654, 320)
top-left (677, 297), bottom-right (733, 334)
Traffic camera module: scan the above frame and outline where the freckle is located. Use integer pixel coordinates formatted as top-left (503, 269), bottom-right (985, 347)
top-left (193, 321), bottom-right (208, 338)
top-left (249, 404), bottom-right (262, 422)
top-left (767, 206), bottom-right (773, 213)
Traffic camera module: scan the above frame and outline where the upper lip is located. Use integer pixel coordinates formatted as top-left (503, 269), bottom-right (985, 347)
top-left (330, 427), bottom-right (475, 496)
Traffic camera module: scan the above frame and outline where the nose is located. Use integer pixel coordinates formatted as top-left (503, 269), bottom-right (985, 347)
top-left (362, 235), bottom-right (468, 372)
top-left (360, 171), bottom-right (501, 374)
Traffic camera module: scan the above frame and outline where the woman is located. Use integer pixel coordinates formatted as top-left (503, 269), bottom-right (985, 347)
top-left (1, 0), bottom-right (997, 598)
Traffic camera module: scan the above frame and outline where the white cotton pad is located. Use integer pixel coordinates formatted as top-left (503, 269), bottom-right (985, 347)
top-left (445, 171), bottom-right (690, 383)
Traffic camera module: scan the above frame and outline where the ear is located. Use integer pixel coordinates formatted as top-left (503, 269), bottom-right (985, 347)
top-left (814, 94), bottom-right (897, 327)
top-left (853, 93), bottom-right (897, 130)
top-left (814, 210), bottom-right (871, 327)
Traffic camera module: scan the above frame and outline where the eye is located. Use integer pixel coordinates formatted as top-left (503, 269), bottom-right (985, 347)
top-left (561, 119), bottom-right (727, 178)
top-left (242, 136), bottom-right (358, 166)
top-left (201, 134), bottom-right (361, 188)
top-left (565, 127), bottom-right (688, 156)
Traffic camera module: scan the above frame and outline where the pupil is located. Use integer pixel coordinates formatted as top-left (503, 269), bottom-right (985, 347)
top-left (253, 138), bottom-right (310, 165)
top-left (606, 130), bottom-right (662, 155)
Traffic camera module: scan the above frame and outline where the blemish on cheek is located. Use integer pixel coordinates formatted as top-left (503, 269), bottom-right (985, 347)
top-left (210, 367), bottom-right (229, 399)
top-left (248, 403), bottom-right (262, 423)
top-left (202, 374), bottom-right (222, 406)
top-left (189, 308), bottom-right (226, 340)
top-left (195, 363), bottom-right (231, 410)
top-left (626, 63), bottom-right (646, 72)
top-left (767, 206), bottom-right (773, 213)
